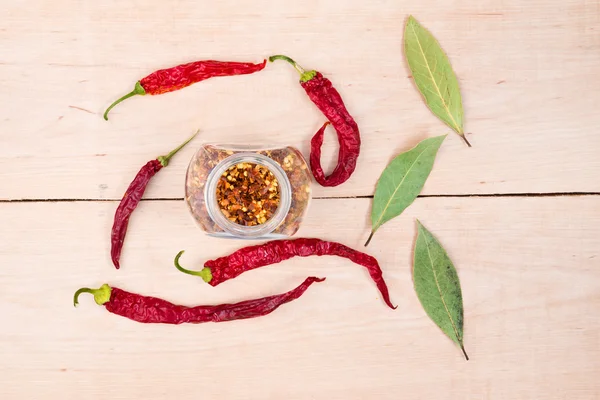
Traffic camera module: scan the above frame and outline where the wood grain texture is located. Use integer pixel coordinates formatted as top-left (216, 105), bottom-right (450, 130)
top-left (0, 197), bottom-right (598, 399)
top-left (1, 0), bottom-right (599, 399)
top-left (1, 0), bottom-right (600, 200)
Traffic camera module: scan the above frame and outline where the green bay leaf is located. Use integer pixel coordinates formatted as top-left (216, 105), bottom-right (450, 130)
top-left (414, 220), bottom-right (468, 360)
top-left (365, 135), bottom-right (445, 246)
top-left (404, 15), bottom-right (471, 147)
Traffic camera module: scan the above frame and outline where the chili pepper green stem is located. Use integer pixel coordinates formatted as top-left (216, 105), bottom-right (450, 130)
top-left (157, 129), bottom-right (200, 167)
top-left (73, 284), bottom-right (112, 307)
top-left (269, 55), bottom-right (305, 73)
top-left (268, 54), bottom-right (317, 82)
top-left (103, 81), bottom-right (146, 120)
top-left (174, 250), bottom-right (213, 283)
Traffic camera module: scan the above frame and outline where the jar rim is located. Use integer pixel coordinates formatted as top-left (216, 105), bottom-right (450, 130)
top-left (203, 143), bottom-right (287, 152)
top-left (204, 153), bottom-right (292, 238)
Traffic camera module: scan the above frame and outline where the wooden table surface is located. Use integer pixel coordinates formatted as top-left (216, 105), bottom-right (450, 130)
top-left (1, 1), bottom-right (599, 398)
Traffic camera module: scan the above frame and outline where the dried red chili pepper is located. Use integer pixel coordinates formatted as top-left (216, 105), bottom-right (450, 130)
top-left (103, 59), bottom-right (267, 120)
top-left (174, 238), bottom-right (396, 309)
top-left (73, 277), bottom-right (324, 324)
top-left (269, 55), bottom-right (360, 187)
top-left (111, 130), bottom-right (198, 269)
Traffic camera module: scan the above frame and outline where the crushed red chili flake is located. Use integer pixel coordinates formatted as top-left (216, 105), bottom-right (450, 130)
top-left (216, 162), bottom-right (281, 226)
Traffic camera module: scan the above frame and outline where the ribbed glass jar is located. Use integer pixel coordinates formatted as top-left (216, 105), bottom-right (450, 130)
top-left (185, 144), bottom-right (312, 239)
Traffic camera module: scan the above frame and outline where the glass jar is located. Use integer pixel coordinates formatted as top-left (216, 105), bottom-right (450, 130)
top-left (185, 144), bottom-right (312, 239)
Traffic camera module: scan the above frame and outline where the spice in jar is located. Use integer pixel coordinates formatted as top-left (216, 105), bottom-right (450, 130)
top-left (216, 163), bottom-right (281, 226)
top-left (185, 144), bottom-right (312, 239)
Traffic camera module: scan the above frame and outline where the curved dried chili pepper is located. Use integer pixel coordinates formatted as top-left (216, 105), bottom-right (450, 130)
top-left (104, 59), bottom-right (267, 120)
top-left (111, 130), bottom-right (198, 269)
top-left (174, 238), bottom-right (396, 309)
top-left (73, 277), bottom-right (324, 324)
top-left (269, 55), bottom-right (360, 187)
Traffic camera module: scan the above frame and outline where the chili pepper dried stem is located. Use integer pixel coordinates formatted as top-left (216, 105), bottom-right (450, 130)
top-left (269, 55), bottom-right (304, 73)
top-left (157, 129), bottom-right (200, 167)
top-left (103, 81), bottom-right (146, 120)
top-left (269, 55), bottom-right (317, 82)
top-left (174, 250), bottom-right (213, 283)
top-left (73, 284), bottom-right (112, 306)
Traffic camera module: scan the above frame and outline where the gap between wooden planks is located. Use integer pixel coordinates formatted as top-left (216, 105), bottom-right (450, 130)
top-left (1, 191), bottom-right (599, 203)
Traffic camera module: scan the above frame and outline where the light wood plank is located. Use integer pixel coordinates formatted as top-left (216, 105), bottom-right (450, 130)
top-left (0, 197), bottom-right (598, 399)
top-left (1, 0), bottom-right (600, 200)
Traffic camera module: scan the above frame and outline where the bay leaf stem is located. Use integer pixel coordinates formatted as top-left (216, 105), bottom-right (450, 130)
top-left (460, 134), bottom-right (472, 147)
top-left (460, 344), bottom-right (469, 361)
top-left (364, 230), bottom-right (375, 247)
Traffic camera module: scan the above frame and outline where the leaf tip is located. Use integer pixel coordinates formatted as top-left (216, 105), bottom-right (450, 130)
top-left (405, 15), bottom-right (417, 31)
top-left (432, 134), bottom-right (448, 145)
top-left (415, 218), bottom-right (424, 228)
